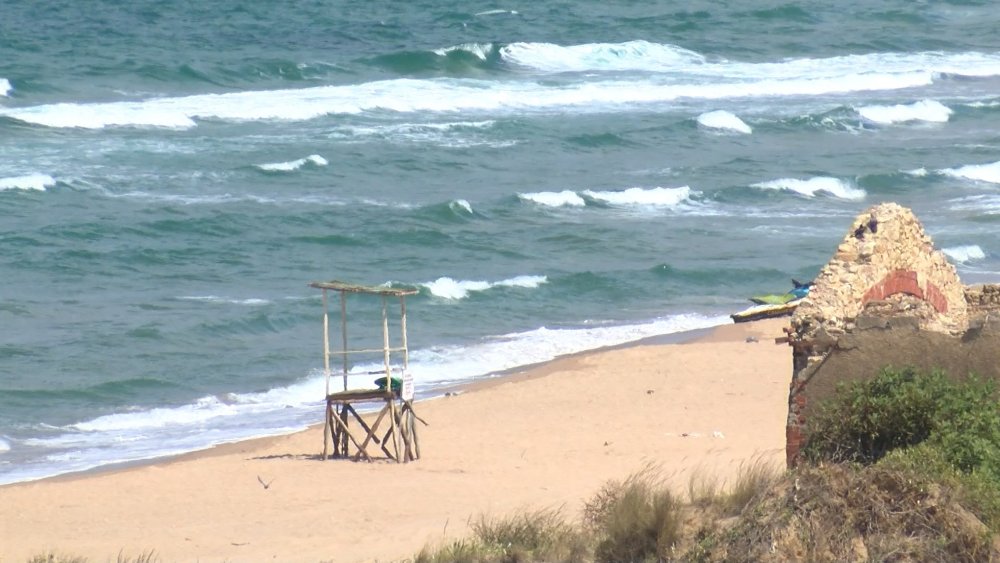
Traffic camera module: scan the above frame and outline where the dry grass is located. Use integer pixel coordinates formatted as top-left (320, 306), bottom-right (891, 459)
top-left (26, 552), bottom-right (158, 563)
top-left (414, 509), bottom-right (589, 563)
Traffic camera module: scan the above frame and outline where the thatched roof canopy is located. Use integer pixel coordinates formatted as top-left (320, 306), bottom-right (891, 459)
top-left (309, 280), bottom-right (419, 296)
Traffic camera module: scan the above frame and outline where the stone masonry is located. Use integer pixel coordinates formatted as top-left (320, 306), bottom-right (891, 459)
top-left (783, 202), bottom-right (1000, 466)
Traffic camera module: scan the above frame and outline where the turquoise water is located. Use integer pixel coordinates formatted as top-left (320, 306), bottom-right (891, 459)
top-left (2, 0), bottom-right (1000, 483)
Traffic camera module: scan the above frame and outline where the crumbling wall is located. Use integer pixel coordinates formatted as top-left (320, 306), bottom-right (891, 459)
top-left (784, 203), bottom-right (976, 466)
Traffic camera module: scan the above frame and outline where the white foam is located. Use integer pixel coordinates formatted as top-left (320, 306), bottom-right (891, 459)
top-left (474, 9), bottom-right (517, 16)
top-left (947, 194), bottom-right (1000, 214)
top-left (857, 99), bottom-right (953, 124)
top-left (751, 176), bottom-right (866, 201)
top-left (0, 78), bottom-right (10, 97)
top-left (8, 48), bottom-right (1000, 129)
top-left (450, 199), bottom-right (473, 214)
top-left (177, 295), bottom-right (271, 306)
top-left (422, 275), bottom-right (547, 300)
top-left (1, 312), bottom-right (727, 485)
top-left (940, 161), bottom-right (1000, 184)
top-left (255, 154), bottom-right (328, 172)
top-left (330, 120), bottom-right (502, 147)
top-left (696, 110), bottom-right (752, 134)
top-left (433, 43), bottom-right (494, 59)
top-left (582, 186), bottom-right (693, 207)
top-left (943, 245), bottom-right (986, 263)
top-left (410, 313), bottom-right (729, 386)
top-left (500, 40), bottom-right (707, 72)
top-left (0, 173), bottom-right (56, 191)
top-left (519, 190), bottom-right (587, 207)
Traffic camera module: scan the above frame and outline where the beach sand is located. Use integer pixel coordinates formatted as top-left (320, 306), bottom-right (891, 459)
top-left (0, 317), bottom-right (792, 563)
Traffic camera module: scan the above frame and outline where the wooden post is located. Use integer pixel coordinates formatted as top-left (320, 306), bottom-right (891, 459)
top-left (322, 289), bottom-right (331, 459)
top-left (340, 291), bottom-right (348, 392)
top-left (400, 296), bottom-right (409, 370)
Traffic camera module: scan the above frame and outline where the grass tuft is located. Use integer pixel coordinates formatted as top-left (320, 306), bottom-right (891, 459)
top-left (583, 467), bottom-right (682, 563)
top-left (415, 508), bottom-right (588, 563)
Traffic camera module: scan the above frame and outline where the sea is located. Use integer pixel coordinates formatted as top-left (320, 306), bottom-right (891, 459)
top-left (2, 0), bottom-right (1000, 485)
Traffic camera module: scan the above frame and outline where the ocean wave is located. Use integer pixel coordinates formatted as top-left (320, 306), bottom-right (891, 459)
top-left (696, 110), bottom-right (752, 134)
top-left (368, 44), bottom-right (499, 75)
top-left (940, 160), bottom-right (1000, 184)
top-left (71, 395), bottom-right (242, 433)
top-left (474, 9), bottom-right (518, 17)
top-left (519, 190), bottom-right (587, 207)
top-left (0, 173), bottom-right (56, 191)
top-left (498, 40), bottom-right (1000, 80)
top-left (255, 154), bottom-right (328, 172)
top-left (422, 275), bottom-right (547, 300)
top-left (499, 40), bottom-right (707, 72)
top-left (582, 186), bottom-right (694, 207)
top-left (943, 245), bottom-right (986, 263)
top-left (751, 176), bottom-right (867, 201)
top-left (450, 199), bottom-right (473, 214)
top-left (857, 99), bottom-right (953, 124)
top-left (177, 295), bottom-right (271, 306)
top-left (947, 195), bottom-right (1000, 214)
top-left (520, 186), bottom-right (696, 209)
top-left (965, 100), bottom-right (1000, 109)
top-left (0, 78), bottom-right (10, 97)
top-left (433, 42), bottom-right (496, 60)
top-left (328, 120), bottom-right (512, 147)
top-left (8, 48), bottom-right (1000, 129)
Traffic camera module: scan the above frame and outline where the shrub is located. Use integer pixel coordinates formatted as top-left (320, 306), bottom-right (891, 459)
top-left (803, 366), bottom-right (949, 464)
top-left (929, 375), bottom-right (1000, 478)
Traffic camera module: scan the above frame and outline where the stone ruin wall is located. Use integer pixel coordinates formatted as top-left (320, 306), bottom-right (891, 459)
top-left (784, 202), bottom-right (1000, 466)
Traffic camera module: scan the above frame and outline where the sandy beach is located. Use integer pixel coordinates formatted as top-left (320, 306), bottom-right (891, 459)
top-left (0, 317), bottom-right (791, 563)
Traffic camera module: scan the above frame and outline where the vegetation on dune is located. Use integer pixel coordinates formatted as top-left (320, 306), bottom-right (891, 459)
top-left (417, 367), bottom-right (1000, 562)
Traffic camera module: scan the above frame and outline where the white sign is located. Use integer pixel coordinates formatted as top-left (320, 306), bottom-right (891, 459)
top-left (401, 371), bottom-right (414, 401)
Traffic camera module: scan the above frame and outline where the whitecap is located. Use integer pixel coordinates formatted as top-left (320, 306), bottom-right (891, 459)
top-left (433, 43), bottom-right (495, 60)
top-left (857, 99), bottom-right (953, 124)
top-left (494, 275), bottom-right (547, 289)
top-left (582, 186), bottom-right (693, 207)
top-left (256, 154), bottom-right (328, 172)
top-left (177, 295), bottom-right (271, 306)
top-left (965, 100), bottom-right (1000, 109)
top-left (422, 275), bottom-right (547, 300)
top-left (474, 9), bottom-right (518, 16)
top-left (450, 199), bottom-right (473, 214)
top-left (0, 78), bottom-right (10, 97)
top-left (0, 173), bottom-right (56, 191)
top-left (3, 49), bottom-right (999, 129)
top-left (751, 176), bottom-right (866, 201)
top-left (940, 161), bottom-right (1000, 184)
top-left (499, 40), bottom-right (707, 72)
top-left (696, 110), bottom-right (752, 134)
top-left (518, 190), bottom-right (586, 207)
top-left (942, 245), bottom-right (986, 263)
top-left (422, 277), bottom-right (492, 299)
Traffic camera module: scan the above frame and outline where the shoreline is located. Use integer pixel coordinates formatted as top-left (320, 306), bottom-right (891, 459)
top-left (2, 321), bottom-right (723, 489)
top-left (0, 316), bottom-right (793, 562)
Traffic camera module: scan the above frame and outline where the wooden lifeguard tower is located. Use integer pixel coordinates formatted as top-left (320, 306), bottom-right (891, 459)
top-left (309, 280), bottom-right (423, 463)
